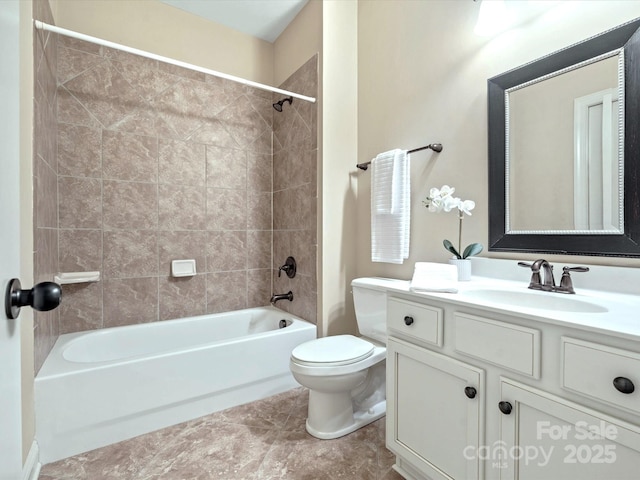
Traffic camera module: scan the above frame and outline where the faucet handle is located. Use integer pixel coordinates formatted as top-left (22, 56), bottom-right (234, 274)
top-left (564, 266), bottom-right (589, 273)
top-left (278, 256), bottom-right (297, 278)
top-left (518, 261), bottom-right (541, 288)
top-left (558, 266), bottom-right (589, 294)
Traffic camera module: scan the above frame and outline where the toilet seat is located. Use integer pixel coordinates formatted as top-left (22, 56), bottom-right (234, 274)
top-left (291, 335), bottom-right (374, 367)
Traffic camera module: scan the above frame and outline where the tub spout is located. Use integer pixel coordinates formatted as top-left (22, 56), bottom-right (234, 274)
top-left (271, 291), bottom-right (293, 305)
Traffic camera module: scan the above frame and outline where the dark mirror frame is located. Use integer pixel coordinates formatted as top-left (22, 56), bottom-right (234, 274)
top-left (488, 18), bottom-right (640, 257)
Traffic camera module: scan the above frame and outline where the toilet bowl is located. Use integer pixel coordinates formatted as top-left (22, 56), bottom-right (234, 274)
top-left (289, 278), bottom-right (388, 439)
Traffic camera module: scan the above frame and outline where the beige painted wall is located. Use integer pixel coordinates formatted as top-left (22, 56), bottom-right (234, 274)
top-left (357, 0), bottom-right (640, 281)
top-left (274, 0), bottom-right (322, 87)
top-left (52, 0), bottom-right (274, 85)
top-left (320, 0), bottom-right (358, 337)
top-left (20, 0), bottom-right (35, 464)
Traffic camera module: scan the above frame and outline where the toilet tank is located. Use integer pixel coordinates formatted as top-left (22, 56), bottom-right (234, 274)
top-left (351, 278), bottom-right (391, 345)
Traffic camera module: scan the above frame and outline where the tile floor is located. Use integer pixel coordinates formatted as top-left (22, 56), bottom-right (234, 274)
top-left (39, 388), bottom-right (404, 479)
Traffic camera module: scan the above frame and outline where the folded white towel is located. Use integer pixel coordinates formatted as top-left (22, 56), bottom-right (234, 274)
top-left (409, 262), bottom-right (458, 293)
top-left (371, 149), bottom-right (410, 264)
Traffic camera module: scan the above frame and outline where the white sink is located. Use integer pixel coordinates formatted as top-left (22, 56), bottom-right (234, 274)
top-left (462, 289), bottom-right (608, 313)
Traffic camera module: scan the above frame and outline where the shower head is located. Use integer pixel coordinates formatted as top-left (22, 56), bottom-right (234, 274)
top-left (273, 96), bottom-right (293, 112)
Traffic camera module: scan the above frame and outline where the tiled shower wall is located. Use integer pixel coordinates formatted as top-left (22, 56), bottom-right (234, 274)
top-left (33, 0), bottom-right (59, 373)
top-left (273, 56), bottom-right (318, 323)
top-left (32, 22), bottom-right (318, 371)
top-left (55, 36), bottom-right (276, 335)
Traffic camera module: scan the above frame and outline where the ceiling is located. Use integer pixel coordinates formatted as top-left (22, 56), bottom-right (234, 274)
top-left (159, 0), bottom-right (309, 43)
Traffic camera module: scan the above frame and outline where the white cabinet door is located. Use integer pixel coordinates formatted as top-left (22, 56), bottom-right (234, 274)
top-left (499, 378), bottom-right (640, 480)
top-left (387, 337), bottom-right (485, 480)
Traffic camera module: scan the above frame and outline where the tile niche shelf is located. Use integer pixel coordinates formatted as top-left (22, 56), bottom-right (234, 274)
top-left (53, 271), bottom-right (101, 285)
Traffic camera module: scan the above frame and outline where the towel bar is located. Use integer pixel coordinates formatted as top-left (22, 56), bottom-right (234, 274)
top-left (356, 143), bottom-right (443, 171)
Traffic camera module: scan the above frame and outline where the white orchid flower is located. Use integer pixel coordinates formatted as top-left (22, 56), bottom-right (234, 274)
top-left (423, 185), bottom-right (483, 260)
top-left (427, 198), bottom-right (443, 212)
top-left (439, 185), bottom-right (455, 197)
top-left (442, 196), bottom-right (460, 212)
top-left (458, 199), bottom-right (475, 216)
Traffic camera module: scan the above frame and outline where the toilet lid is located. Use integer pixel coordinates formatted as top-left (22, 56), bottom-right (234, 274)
top-left (291, 335), bottom-right (374, 366)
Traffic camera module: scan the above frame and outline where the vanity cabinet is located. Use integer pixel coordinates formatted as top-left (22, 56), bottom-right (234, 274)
top-left (385, 294), bottom-right (640, 480)
top-left (498, 378), bottom-right (640, 480)
top-left (387, 337), bottom-right (484, 480)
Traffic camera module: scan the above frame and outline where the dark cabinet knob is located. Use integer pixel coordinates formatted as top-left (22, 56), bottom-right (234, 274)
top-left (404, 316), bottom-right (414, 326)
top-left (498, 401), bottom-right (513, 415)
top-left (5, 279), bottom-right (62, 320)
top-left (613, 376), bottom-right (635, 394)
top-left (464, 386), bottom-right (477, 399)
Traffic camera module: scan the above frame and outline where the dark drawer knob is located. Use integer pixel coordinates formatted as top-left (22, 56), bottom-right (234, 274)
top-left (613, 376), bottom-right (635, 394)
top-left (498, 401), bottom-right (513, 415)
top-left (464, 386), bottom-right (477, 399)
top-left (404, 316), bottom-right (414, 326)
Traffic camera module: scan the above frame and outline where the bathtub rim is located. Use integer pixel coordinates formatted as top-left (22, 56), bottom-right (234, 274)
top-left (37, 306), bottom-right (316, 379)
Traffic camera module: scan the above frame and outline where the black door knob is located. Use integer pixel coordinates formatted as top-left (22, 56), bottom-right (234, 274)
top-left (498, 401), bottom-right (513, 415)
top-left (464, 386), bottom-right (477, 399)
top-left (613, 376), bottom-right (635, 394)
top-left (404, 316), bottom-right (414, 326)
top-left (5, 278), bottom-right (62, 319)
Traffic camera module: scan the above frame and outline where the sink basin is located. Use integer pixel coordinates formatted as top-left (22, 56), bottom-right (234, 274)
top-left (462, 289), bottom-right (608, 313)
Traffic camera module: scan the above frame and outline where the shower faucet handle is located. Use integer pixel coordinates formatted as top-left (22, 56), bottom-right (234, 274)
top-left (278, 256), bottom-right (297, 278)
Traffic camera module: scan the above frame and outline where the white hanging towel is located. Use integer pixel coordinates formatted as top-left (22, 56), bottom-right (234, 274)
top-left (371, 149), bottom-right (410, 264)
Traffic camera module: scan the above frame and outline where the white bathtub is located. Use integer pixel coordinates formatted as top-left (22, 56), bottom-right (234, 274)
top-left (35, 307), bottom-right (316, 464)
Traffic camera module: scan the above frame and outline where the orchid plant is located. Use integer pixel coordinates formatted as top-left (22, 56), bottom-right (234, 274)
top-left (423, 185), bottom-right (483, 259)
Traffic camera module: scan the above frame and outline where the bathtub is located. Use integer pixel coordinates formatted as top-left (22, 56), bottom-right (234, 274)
top-left (35, 307), bottom-right (316, 464)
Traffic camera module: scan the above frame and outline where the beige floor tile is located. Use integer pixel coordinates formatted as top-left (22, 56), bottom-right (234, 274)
top-left (40, 388), bottom-right (400, 480)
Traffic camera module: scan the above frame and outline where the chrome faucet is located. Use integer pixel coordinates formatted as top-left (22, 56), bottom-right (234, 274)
top-left (518, 260), bottom-right (589, 294)
top-left (270, 291), bottom-right (293, 305)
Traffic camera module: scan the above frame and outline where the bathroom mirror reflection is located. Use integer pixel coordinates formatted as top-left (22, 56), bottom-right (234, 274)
top-left (488, 18), bottom-right (640, 256)
top-left (507, 52), bottom-right (623, 233)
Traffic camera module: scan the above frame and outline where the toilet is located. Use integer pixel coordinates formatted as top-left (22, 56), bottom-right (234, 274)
top-left (289, 278), bottom-right (388, 439)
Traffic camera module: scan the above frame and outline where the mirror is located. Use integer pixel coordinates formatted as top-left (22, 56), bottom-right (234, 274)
top-left (508, 53), bottom-right (622, 233)
top-left (488, 18), bottom-right (640, 257)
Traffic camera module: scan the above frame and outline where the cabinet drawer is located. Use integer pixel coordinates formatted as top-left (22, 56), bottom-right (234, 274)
top-left (454, 312), bottom-right (541, 378)
top-left (562, 337), bottom-right (640, 414)
top-left (387, 297), bottom-right (443, 346)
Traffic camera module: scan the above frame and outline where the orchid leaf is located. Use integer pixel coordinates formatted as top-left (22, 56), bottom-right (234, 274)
top-left (443, 239), bottom-right (461, 259)
top-left (462, 243), bottom-right (483, 259)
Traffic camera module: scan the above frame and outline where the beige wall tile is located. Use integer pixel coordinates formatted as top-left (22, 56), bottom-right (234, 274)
top-left (35, 156), bottom-right (58, 228)
top-left (158, 274), bottom-right (206, 321)
top-left (58, 124), bottom-right (101, 177)
top-left (205, 146), bottom-right (247, 189)
top-left (63, 62), bottom-right (146, 128)
top-left (103, 277), bottom-right (158, 327)
top-left (59, 282), bottom-right (103, 333)
top-left (247, 269), bottom-right (272, 308)
top-left (247, 192), bottom-right (272, 231)
top-left (159, 139), bottom-right (206, 186)
top-left (206, 188), bottom-right (247, 231)
top-left (58, 176), bottom-right (102, 229)
top-left (206, 271), bottom-right (247, 314)
top-left (102, 131), bottom-right (157, 181)
top-left (158, 184), bottom-right (205, 231)
top-left (206, 231), bottom-right (247, 272)
top-left (247, 230), bottom-right (272, 269)
top-left (103, 230), bottom-right (158, 278)
top-left (103, 180), bottom-right (157, 230)
top-left (247, 152), bottom-right (272, 193)
top-left (59, 229), bottom-right (102, 273)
